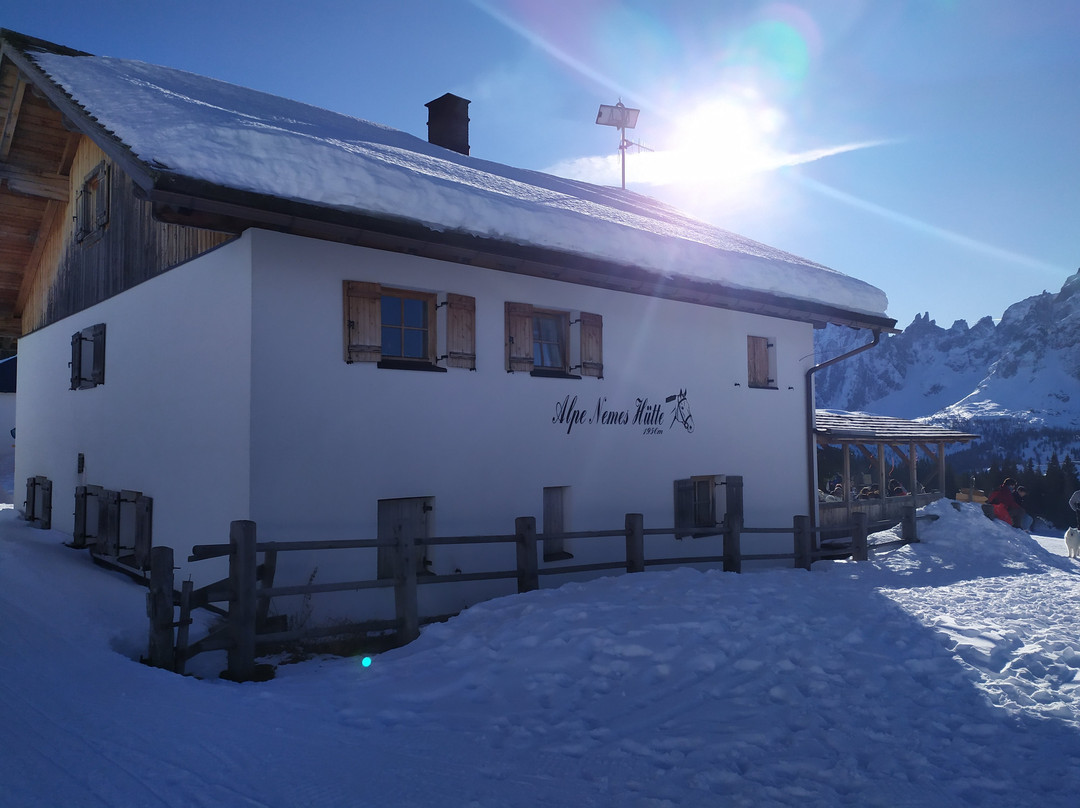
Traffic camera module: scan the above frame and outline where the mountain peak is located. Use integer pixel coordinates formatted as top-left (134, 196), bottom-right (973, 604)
top-left (814, 273), bottom-right (1080, 469)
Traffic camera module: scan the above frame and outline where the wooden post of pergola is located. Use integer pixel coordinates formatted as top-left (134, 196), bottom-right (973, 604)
top-left (813, 411), bottom-right (979, 532)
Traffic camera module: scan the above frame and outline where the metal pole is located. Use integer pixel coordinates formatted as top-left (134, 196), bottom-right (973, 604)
top-left (620, 126), bottom-right (626, 189)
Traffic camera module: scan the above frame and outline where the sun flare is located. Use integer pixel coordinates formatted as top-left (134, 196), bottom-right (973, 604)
top-left (637, 93), bottom-right (785, 194)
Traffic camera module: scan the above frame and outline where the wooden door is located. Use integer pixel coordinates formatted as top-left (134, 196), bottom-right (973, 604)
top-left (542, 486), bottom-right (572, 561)
top-left (377, 497), bottom-right (433, 579)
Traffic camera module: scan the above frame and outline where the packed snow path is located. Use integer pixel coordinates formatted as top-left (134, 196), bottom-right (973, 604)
top-left (2, 500), bottom-right (1079, 807)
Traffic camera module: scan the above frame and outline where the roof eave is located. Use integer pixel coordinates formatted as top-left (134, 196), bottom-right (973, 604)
top-left (1, 32), bottom-right (158, 194)
top-left (146, 175), bottom-right (898, 332)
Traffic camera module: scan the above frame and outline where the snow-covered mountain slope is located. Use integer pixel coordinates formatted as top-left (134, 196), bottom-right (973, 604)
top-left (815, 269), bottom-right (1080, 467)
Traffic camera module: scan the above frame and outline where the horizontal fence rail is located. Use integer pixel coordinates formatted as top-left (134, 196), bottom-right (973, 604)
top-left (148, 496), bottom-right (924, 681)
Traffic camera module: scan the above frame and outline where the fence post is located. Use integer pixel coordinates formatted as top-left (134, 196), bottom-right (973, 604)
top-left (901, 504), bottom-right (919, 543)
top-left (147, 545), bottom-right (175, 670)
top-left (625, 513), bottom-right (644, 573)
top-left (516, 516), bottom-right (538, 593)
top-left (227, 520), bottom-right (257, 682)
top-left (394, 528), bottom-right (420, 645)
top-left (852, 511), bottom-right (869, 561)
top-left (174, 579), bottom-right (193, 675)
top-left (724, 476), bottom-right (743, 573)
top-left (793, 515), bottom-right (812, 570)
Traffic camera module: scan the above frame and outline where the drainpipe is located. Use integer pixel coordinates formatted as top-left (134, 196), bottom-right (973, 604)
top-left (805, 329), bottom-right (882, 538)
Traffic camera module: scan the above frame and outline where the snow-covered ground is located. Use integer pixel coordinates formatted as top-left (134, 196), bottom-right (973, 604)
top-left (2, 500), bottom-right (1079, 807)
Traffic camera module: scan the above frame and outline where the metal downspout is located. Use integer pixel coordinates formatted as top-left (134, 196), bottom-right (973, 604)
top-left (805, 329), bottom-right (882, 537)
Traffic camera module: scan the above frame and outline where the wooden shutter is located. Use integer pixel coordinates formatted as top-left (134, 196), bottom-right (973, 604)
top-left (32, 476), bottom-right (53, 530)
top-left (542, 486), bottom-right (571, 560)
top-left (97, 489), bottom-right (120, 556)
top-left (445, 293), bottom-right (476, 369)
top-left (693, 477), bottom-right (717, 528)
top-left (24, 477), bottom-right (37, 522)
top-left (505, 302), bottom-right (534, 373)
top-left (579, 312), bottom-right (603, 378)
top-left (70, 331), bottom-right (82, 389)
top-left (134, 494), bottom-right (153, 571)
top-left (747, 336), bottom-right (770, 388)
top-left (94, 163), bottom-right (110, 228)
top-left (343, 281), bottom-right (381, 363)
top-left (673, 478), bottom-right (694, 539)
top-left (89, 323), bottom-right (106, 386)
top-left (74, 486), bottom-right (89, 547)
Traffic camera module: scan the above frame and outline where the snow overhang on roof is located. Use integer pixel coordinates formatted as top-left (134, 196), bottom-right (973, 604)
top-left (814, 410), bottom-right (979, 446)
top-left (2, 29), bottom-right (897, 332)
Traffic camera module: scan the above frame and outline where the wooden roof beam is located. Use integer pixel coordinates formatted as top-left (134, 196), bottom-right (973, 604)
top-left (918, 443), bottom-right (940, 465)
top-left (14, 197), bottom-right (62, 318)
top-left (0, 163), bottom-right (68, 201)
top-left (853, 443), bottom-right (876, 462)
top-left (889, 444), bottom-right (914, 467)
top-left (0, 74), bottom-right (26, 160)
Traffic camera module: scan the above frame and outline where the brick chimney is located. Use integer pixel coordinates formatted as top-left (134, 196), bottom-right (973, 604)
top-left (425, 93), bottom-right (470, 156)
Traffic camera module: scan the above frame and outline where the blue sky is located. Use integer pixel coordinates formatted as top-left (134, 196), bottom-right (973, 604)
top-left (6, 0), bottom-right (1078, 328)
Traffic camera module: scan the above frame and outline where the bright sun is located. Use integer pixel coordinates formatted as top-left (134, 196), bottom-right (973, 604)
top-left (641, 93), bottom-right (785, 192)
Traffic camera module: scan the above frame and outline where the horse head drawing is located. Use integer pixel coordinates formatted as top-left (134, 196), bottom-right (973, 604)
top-left (665, 389), bottom-right (694, 433)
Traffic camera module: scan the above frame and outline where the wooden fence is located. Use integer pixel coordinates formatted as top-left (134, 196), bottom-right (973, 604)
top-left (147, 497), bottom-right (922, 681)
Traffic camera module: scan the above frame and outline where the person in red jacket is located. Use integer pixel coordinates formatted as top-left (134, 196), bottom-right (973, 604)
top-left (987, 478), bottom-right (1019, 526)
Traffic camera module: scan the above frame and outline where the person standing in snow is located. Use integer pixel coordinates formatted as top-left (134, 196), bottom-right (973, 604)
top-left (1070, 489), bottom-right (1080, 527)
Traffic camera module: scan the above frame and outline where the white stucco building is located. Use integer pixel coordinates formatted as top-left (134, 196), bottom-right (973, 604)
top-left (0, 30), bottom-right (895, 621)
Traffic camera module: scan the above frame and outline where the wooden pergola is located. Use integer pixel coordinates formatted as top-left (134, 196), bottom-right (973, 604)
top-left (814, 410), bottom-right (979, 529)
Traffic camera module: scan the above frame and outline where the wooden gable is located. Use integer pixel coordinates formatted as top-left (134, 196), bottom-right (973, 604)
top-left (0, 42), bottom-right (234, 337)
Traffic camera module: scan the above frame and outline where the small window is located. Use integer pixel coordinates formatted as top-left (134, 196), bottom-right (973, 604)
top-left (70, 323), bottom-right (106, 390)
top-left (381, 290), bottom-right (435, 362)
top-left (505, 302), bottom-right (602, 378)
top-left (533, 310), bottom-right (568, 371)
top-left (747, 335), bottom-right (777, 389)
top-left (75, 161), bottom-right (109, 244)
top-left (674, 475), bottom-right (724, 538)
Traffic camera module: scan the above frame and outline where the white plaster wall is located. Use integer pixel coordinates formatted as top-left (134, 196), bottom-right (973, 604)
top-left (15, 235), bottom-right (255, 572)
top-left (246, 230), bottom-right (815, 615)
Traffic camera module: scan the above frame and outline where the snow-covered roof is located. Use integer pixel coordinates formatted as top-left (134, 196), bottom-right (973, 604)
top-left (12, 32), bottom-right (892, 326)
top-left (815, 409), bottom-right (979, 444)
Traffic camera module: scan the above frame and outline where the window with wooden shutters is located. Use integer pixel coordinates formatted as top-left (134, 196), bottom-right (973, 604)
top-left (70, 323), bottom-right (106, 390)
top-left (445, 293), bottom-right (476, 369)
top-left (577, 312), bottom-right (603, 378)
top-left (345, 283), bottom-right (472, 371)
top-left (674, 475), bottom-right (723, 538)
top-left (75, 161), bottom-right (109, 244)
top-left (747, 335), bottom-right (777, 389)
top-left (506, 303), bottom-right (603, 378)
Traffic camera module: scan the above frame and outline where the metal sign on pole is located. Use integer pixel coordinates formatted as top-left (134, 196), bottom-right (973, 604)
top-left (595, 100), bottom-right (641, 189)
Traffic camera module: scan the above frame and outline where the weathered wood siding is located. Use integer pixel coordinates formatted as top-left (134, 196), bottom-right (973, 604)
top-left (20, 137), bottom-right (234, 333)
